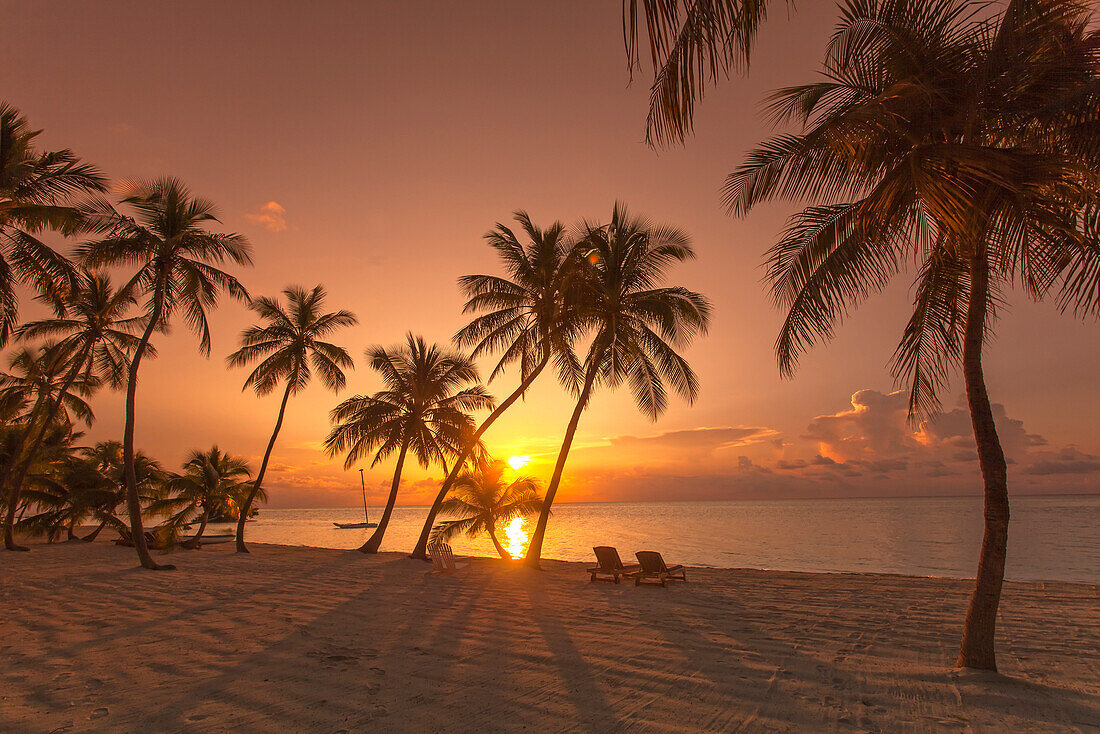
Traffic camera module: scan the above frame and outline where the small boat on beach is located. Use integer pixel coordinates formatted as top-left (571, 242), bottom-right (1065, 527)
top-left (334, 469), bottom-right (377, 529)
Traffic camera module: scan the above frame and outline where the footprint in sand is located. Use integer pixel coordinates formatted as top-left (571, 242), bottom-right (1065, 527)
top-left (89, 707), bottom-right (109, 720)
top-left (370, 667), bottom-right (385, 676)
top-left (47, 724), bottom-right (73, 734)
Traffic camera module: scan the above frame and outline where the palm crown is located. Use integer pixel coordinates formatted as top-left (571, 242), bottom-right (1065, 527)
top-left (0, 344), bottom-right (95, 429)
top-left (228, 284), bottom-right (357, 396)
top-left (325, 334), bottom-right (494, 470)
top-left (454, 211), bottom-right (583, 383)
top-left (16, 270), bottom-right (147, 389)
top-left (0, 101), bottom-right (107, 342)
top-left (575, 202), bottom-right (711, 420)
top-left (77, 177), bottom-right (252, 353)
top-left (724, 0), bottom-right (1100, 419)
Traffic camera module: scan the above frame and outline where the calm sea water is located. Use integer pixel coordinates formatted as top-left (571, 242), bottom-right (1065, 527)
top-left (210, 495), bottom-right (1100, 584)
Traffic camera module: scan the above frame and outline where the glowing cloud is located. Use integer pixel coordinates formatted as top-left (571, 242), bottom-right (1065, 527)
top-left (246, 200), bottom-right (288, 232)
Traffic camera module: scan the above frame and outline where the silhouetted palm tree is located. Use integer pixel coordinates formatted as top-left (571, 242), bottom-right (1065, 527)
top-left (726, 0), bottom-right (1100, 670)
top-left (325, 334), bottom-right (494, 553)
top-left (2, 271), bottom-right (143, 550)
top-left (149, 446), bottom-right (254, 549)
top-left (78, 178), bottom-right (252, 570)
top-left (0, 343), bottom-right (95, 549)
top-left (74, 441), bottom-right (165, 542)
top-left (525, 204), bottom-right (710, 566)
top-left (227, 284), bottom-right (356, 553)
top-left (0, 101), bottom-right (107, 343)
top-left (410, 212), bottom-right (582, 559)
top-left (430, 458), bottom-right (544, 559)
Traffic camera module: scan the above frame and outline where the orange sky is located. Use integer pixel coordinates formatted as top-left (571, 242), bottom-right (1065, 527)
top-left (3, 1), bottom-right (1098, 507)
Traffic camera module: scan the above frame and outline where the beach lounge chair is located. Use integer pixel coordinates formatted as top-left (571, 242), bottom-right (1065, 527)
top-left (634, 551), bottom-right (687, 587)
top-left (113, 528), bottom-right (162, 549)
top-left (588, 546), bottom-right (642, 583)
top-left (427, 542), bottom-right (467, 575)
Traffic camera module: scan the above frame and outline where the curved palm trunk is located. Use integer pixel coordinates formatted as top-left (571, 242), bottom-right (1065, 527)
top-left (123, 289), bottom-right (172, 571)
top-left (4, 360), bottom-right (85, 551)
top-left (359, 441), bottom-right (409, 553)
top-left (956, 247), bottom-right (1009, 671)
top-left (524, 366), bottom-right (598, 568)
top-left (488, 524), bottom-right (510, 560)
top-left (182, 508), bottom-right (210, 550)
top-left (409, 354), bottom-right (550, 560)
top-left (236, 381), bottom-right (293, 553)
top-left (81, 518), bottom-right (109, 542)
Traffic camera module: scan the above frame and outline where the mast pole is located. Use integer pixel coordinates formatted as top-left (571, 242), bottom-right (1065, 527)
top-left (359, 468), bottom-right (368, 523)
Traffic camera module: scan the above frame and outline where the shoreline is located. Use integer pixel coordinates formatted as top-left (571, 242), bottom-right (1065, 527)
top-left (4, 540), bottom-right (1098, 731)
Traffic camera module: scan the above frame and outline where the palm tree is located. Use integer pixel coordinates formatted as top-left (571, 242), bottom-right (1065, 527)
top-left (410, 212), bottom-right (582, 559)
top-left (525, 203), bottom-right (711, 566)
top-left (1, 271), bottom-right (144, 550)
top-left (0, 101), bottom-right (107, 343)
top-left (149, 446), bottom-right (254, 549)
top-left (227, 284), bottom-right (356, 553)
top-left (725, 0), bottom-right (1100, 670)
top-left (622, 1), bottom-right (784, 145)
top-left (0, 343), bottom-right (95, 550)
top-left (74, 441), bottom-right (165, 542)
top-left (324, 334), bottom-right (494, 553)
top-left (78, 178), bottom-right (252, 570)
top-left (430, 458), bottom-right (544, 559)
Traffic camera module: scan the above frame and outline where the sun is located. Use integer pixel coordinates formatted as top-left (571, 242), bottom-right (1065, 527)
top-left (507, 455), bottom-right (530, 471)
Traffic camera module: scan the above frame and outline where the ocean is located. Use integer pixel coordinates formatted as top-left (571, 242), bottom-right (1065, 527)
top-left (209, 494), bottom-right (1100, 584)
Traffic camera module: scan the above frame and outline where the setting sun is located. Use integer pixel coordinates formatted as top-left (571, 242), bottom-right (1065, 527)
top-left (507, 455), bottom-right (530, 471)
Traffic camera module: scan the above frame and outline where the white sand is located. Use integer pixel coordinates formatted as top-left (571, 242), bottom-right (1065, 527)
top-left (2, 540), bottom-right (1098, 732)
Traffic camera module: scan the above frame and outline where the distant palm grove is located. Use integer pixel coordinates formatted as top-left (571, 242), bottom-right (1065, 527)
top-left (3, 0), bottom-right (1099, 679)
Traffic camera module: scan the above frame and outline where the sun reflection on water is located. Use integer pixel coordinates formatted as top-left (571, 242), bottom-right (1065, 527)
top-left (504, 516), bottom-right (529, 558)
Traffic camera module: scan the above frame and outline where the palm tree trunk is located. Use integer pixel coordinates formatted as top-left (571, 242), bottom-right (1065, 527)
top-left (359, 441), bottom-right (409, 553)
top-left (182, 508), bottom-right (209, 550)
top-left (955, 245), bottom-right (1009, 672)
top-left (235, 381), bottom-right (293, 553)
top-left (81, 518), bottom-right (109, 542)
top-left (122, 287), bottom-right (172, 571)
top-left (488, 525), bottom-right (510, 560)
top-left (524, 364), bottom-right (598, 568)
top-left (409, 353), bottom-right (550, 560)
top-left (3, 359), bottom-right (85, 551)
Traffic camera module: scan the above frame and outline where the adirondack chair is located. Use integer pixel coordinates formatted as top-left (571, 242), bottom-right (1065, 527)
top-left (634, 551), bottom-right (687, 587)
top-left (587, 546), bottom-right (642, 583)
top-left (428, 542), bottom-right (467, 574)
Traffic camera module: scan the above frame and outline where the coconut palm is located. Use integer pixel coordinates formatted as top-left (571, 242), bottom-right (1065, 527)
top-left (1, 271), bottom-right (144, 550)
top-left (0, 343), bottom-right (96, 550)
top-left (148, 446), bottom-right (254, 549)
top-left (73, 441), bottom-right (165, 542)
top-left (0, 101), bottom-right (107, 343)
top-left (525, 203), bottom-right (711, 566)
top-left (410, 212), bottom-right (582, 559)
top-left (78, 178), bottom-right (252, 570)
top-left (725, 0), bottom-right (1100, 670)
top-left (227, 284), bottom-right (356, 553)
top-left (622, 1), bottom-right (785, 145)
top-left (430, 458), bottom-right (544, 559)
top-left (324, 334), bottom-right (495, 553)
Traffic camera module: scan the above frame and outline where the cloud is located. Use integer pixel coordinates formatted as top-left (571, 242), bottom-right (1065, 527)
top-left (246, 201), bottom-right (288, 232)
top-left (1024, 447), bottom-right (1100, 476)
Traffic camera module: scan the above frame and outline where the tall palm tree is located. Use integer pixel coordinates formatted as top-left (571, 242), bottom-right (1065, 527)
top-left (78, 178), bottom-right (252, 570)
top-left (227, 284), bottom-right (356, 553)
top-left (622, 1), bottom-right (785, 145)
top-left (1, 271), bottom-right (144, 550)
top-left (0, 101), bottom-right (107, 343)
top-left (0, 343), bottom-right (95, 550)
top-left (324, 334), bottom-right (494, 553)
top-left (410, 212), bottom-right (582, 559)
top-left (725, 0), bottom-right (1100, 670)
top-left (524, 204), bottom-right (711, 566)
top-left (430, 458), bottom-right (544, 559)
top-left (149, 446), bottom-right (254, 549)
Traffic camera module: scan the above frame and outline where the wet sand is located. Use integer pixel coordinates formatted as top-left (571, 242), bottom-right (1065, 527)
top-left (2, 541), bottom-right (1098, 732)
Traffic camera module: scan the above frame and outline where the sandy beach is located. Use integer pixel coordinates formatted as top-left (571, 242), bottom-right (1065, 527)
top-left (2, 541), bottom-right (1099, 733)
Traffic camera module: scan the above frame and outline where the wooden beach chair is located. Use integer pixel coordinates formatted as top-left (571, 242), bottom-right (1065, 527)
top-left (427, 542), bottom-right (467, 575)
top-left (588, 546), bottom-right (642, 583)
top-left (634, 551), bottom-right (687, 587)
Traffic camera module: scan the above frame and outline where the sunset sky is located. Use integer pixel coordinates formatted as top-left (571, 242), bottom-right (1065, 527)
top-left (3, 1), bottom-right (1097, 507)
